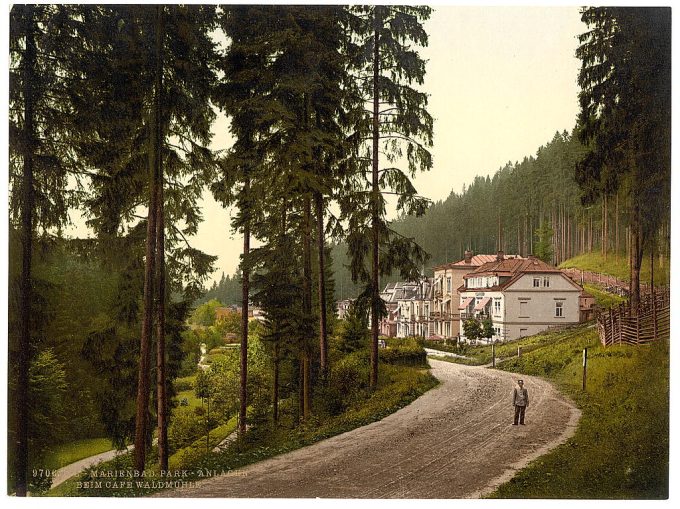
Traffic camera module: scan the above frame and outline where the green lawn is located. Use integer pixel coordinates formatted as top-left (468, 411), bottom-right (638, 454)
top-left (560, 252), bottom-right (670, 285)
top-left (430, 324), bottom-right (594, 367)
top-left (489, 329), bottom-right (669, 499)
top-left (40, 438), bottom-right (114, 470)
top-left (583, 283), bottom-right (626, 309)
top-left (175, 388), bottom-right (203, 410)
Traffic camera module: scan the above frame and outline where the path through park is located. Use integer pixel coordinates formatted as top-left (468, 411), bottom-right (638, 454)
top-left (159, 359), bottom-right (580, 498)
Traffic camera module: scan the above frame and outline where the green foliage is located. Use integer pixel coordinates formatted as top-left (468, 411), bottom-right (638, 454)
top-left (462, 318), bottom-right (482, 342)
top-left (169, 416), bottom-right (239, 470)
top-left (167, 406), bottom-right (213, 453)
top-left (28, 350), bottom-right (68, 450)
top-left (534, 223), bottom-right (554, 263)
top-left (337, 303), bottom-right (369, 353)
top-left (481, 319), bottom-right (494, 341)
top-left (380, 338), bottom-right (428, 367)
top-left (315, 351), bottom-right (370, 416)
top-left (189, 299), bottom-right (223, 327)
top-left (215, 310), bottom-right (242, 337)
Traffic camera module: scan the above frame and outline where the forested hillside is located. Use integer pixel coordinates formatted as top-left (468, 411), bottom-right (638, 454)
top-left (332, 127), bottom-right (671, 300)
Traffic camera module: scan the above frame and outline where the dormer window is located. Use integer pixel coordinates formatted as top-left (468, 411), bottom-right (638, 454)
top-left (533, 277), bottom-right (540, 288)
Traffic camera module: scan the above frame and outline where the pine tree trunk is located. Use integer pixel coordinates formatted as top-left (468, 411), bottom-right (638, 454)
top-left (370, 7), bottom-right (381, 389)
top-left (629, 201), bottom-right (642, 315)
top-left (315, 192), bottom-right (328, 376)
top-left (15, 5), bottom-right (36, 495)
top-left (603, 195), bottom-right (608, 261)
top-left (152, 5), bottom-right (167, 472)
top-left (273, 342), bottom-right (280, 424)
top-left (615, 191), bottom-right (620, 254)
top-left (302, 193), bottom-right (312, 418)
top-left (239, 177), bottom-right (250, 435)
top-left (134, 4), bottom-right (162, 471)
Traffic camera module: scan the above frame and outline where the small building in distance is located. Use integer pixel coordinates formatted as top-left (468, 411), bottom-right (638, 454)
top-left (458, 253), bottom-right (582, 342)
top-left (336, 299), bottom-right (354, 320)
top-left (395, 278), bottom-right (433, 339)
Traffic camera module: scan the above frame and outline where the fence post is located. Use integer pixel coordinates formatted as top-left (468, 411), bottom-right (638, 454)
top-left (517, 346), bottom-right (522, 358)
top-left (582, 348), bottom-right (588, 391)
top-left (492, 342), bottom-right (496, 368)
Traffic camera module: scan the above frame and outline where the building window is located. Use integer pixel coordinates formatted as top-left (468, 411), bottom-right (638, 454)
top-left (533, 277), bottom-right (540, 288)
top-left (447, 277), bottom-right (452, 293)
top-left (555, 301), bottom-right (563, 317)
top-left (519, 300), bottom-right (528, 317)
top-left (543, 276), bottom-right (550, 287)
top-left (493, 299), bottom-right (501, 315)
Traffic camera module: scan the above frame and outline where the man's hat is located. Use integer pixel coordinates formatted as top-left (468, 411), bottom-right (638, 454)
top-left (518, 379), bottom-right (523, 383)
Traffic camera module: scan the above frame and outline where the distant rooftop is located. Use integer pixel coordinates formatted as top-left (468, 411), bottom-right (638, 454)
top-left (433, 253), bottom-right (522, 270)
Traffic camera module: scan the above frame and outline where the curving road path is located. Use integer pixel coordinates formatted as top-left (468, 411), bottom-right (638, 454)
top-left (158, 359), bottom-right (580, 499)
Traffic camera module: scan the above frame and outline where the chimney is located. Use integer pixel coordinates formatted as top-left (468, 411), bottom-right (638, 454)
top-left (464, 250), bottom-right (473, 264)
top-left (496, 250), bottom-right (505, 261)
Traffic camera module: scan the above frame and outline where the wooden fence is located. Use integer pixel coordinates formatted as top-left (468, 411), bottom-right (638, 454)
top-left (596, 289), bottom-right (670, 347)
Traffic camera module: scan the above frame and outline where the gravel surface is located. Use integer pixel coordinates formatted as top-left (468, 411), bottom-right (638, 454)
top-left (157, 359), bottom-right (580, 499)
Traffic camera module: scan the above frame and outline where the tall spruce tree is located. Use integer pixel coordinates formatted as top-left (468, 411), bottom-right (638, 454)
top-left (576, 7), bottom-right (671, 312)
top-left (8, 5), bottom-right (86, 494)
top-left (214, 4), bottom-right (279, 433)
top-left (56, 5), bottom-right (218, 471)
top-left (342, 6), bottom-right (433, 387)
top-left (217, 5), bottom-right (350, 419)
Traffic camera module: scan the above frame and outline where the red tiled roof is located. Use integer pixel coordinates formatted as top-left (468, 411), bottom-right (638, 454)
top-left (459, 257), bottom-right (579, 292)
top-left (433, 254), bottom-right (522, 270)
top-left (464, 257), bottom-right (561, 279)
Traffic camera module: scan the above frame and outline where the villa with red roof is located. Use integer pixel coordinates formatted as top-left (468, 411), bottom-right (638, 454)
top-left (431, 250), bottom-right (523, 339)
top-left (458, 253), bottom-right (582, 342)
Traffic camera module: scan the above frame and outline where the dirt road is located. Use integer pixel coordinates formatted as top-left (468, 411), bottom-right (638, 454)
top-left (159, 359), bottom-right (580, 498)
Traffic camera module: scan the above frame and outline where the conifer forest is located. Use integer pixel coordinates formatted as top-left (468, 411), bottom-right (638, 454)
top-left (7, 5), bottom-right (671, 498)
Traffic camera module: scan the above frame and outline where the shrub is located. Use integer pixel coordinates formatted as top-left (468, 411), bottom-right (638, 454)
top-left (173, 376), bottom-right (194, 392)
top-left (380, 337), bottom-right (427, 366)
top-left (168, 407), bottom-right (208, 452)
top-left (316, 352), bottom-right (369, 416)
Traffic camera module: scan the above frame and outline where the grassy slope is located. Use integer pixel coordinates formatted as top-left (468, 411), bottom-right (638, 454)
top-left (559, 252), bottom-right (670, 285)
top-left (41, 439), bottom-right (114, 470)
top-left (490, 329), bottom-right (669, 499)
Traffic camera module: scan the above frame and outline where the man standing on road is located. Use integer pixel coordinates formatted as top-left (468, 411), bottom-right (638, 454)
top-left (512, 379), bottom-right (529, 425)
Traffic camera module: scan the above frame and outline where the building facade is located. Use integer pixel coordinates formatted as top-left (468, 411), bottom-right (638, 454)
top-left (431, 251), bottom-right (519, 340)
top-left (459, 254), bottom-right (582, 342)
top-left (394, 279), bottom-right (433, 339)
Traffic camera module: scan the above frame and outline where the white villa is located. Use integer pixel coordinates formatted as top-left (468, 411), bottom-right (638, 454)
top-left (458, 253), bottom-right (582, 342)
top-left (394, 279), bottom-right (433, 339)
top-left (431, 251), bottom-right (522, 339)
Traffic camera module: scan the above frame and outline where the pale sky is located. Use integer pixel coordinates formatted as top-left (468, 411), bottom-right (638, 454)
top-left (58, 6), bottom-right (586, 284)
top-left (193, 6), bottom-right (585, 283)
